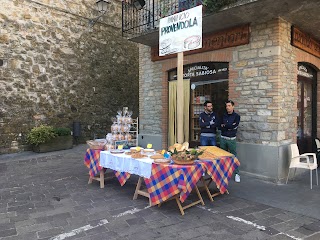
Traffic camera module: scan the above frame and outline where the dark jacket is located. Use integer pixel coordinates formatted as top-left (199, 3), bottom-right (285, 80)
top-left (199, 111), bottom-right (219, 134)
top-left (220, 111), bottom-right (240, 138)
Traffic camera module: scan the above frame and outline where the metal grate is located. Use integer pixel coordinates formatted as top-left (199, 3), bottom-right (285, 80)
top-left (122, 0), bottom-right (203, 37)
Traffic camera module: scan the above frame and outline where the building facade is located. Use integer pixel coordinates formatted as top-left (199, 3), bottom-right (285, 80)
top-left (124, 0), bottom-right (320, 182)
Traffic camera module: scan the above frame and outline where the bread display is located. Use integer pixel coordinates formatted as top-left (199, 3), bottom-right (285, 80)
top-left (168, 142), bottom-right (189, 152)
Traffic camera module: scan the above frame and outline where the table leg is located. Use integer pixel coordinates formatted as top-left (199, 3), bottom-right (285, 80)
top-left (200, 176), bottom-right (230, 201)
top-left (158, 185), bottom-right (205, 215)
top-left (99, 170), bottom-right (105, 188)
top-left (87, 168), bottom-right (107, 188)
top-left (133, 177), bottom-right (151, 206)
top-left (201, 177), bottom-right (214, 202)
top-left (88, 176), bottom-right (93, 184)
top-left (175, 196), bottom-right (185, 215)
top-left (133, 177), bottom-right (143, 200)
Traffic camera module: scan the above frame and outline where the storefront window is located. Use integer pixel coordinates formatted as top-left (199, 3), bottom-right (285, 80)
top-left (297, 63), bottom-right (317, 153)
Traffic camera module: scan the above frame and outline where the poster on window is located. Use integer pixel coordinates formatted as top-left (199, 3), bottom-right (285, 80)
top-left (159, 5), bottom-right (202, 56)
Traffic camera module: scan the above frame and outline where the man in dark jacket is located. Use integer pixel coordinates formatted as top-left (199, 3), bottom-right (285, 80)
top-left (199, 101), bottom-right (219, 146)
top-left (220, 100), bottom-right (241, 182)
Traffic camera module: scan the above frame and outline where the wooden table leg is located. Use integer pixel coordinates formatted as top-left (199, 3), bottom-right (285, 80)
top-left (158, 185), bottom-right (205, 215)
top-left (87, 168), bottom-right (106, 188)
top-left (200, 176), bottom-right (230, 200)
top-left (88, 176), bottom-right (93, 184)
top-left (175, 196), bottom-right (185, 215)
top-left (133, 177), bottom-right (151, 206)
top-left (201, 177), bottom-right (214, 202)
top-left (99, 170), bottom-right (105, 188)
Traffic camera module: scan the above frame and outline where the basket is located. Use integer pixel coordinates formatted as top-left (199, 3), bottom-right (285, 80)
top-left (172, 159), bottom-right (195, 165)
top-left (86, 139), bottom-right (107, 150)
top-left (171, 154), bottom-right (196, 165)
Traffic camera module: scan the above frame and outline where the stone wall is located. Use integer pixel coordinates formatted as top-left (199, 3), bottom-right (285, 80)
top-left (0, 0), bottom-right (139, 153)
top-left (139, 44), bottom-right (163, 134)
top-left (232, 18), bottom-right (296, 146)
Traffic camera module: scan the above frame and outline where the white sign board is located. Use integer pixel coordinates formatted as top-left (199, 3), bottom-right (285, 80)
top-left (159, 5), bottom-right (202, 56)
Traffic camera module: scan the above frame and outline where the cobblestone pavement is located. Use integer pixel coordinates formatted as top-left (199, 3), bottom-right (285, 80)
top-left (0, 145), bottom-right (320, 240)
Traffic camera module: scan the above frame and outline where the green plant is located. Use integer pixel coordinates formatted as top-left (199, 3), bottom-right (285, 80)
top-left (202, 0), bottom-right (238, 13)
top-left (169, 148), bottom-right (204, 161)
top-left (54, 127), bottom-right (71, 136)
top-left (26, 125), bottom-right (57, 146)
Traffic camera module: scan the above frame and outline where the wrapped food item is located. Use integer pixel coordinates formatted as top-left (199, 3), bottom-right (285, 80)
top-left (168, 142), bottom-right (189, 152)
top-left (86, 139), bottom-right (107, 150)
top-left (125, 133), bottom-right (132, 141)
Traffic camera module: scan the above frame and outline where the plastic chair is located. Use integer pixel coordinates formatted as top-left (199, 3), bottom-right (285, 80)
top-left (286, 144), bottom-right (318, 189)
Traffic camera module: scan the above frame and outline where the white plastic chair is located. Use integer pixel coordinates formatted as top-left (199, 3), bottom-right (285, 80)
top-left (286, 144), bottom-right (318, 189)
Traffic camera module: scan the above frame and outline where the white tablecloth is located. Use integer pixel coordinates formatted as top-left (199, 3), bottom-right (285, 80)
top-left (99, 151), bottom-right (154, 178)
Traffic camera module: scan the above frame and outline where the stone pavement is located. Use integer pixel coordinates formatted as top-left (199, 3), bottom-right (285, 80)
top-left (0, 145), bottom-right (320, 240)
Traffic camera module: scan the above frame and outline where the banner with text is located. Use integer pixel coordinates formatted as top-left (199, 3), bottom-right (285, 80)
top-left (159, 5), bottom-right (202, 56)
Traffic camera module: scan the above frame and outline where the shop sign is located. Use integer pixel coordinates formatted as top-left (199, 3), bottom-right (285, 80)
top-left (168, 62), bottom-right (228, 80)
top-left (152, 24), bottom-right (250, 61)
top-left (298, 64), bottom-right (314, 79)
top-left (159, 5), bottom-right (202, 56)
top-left (292, 27), bottom-right (320, 58)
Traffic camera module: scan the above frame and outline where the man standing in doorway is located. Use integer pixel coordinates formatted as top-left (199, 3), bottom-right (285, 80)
top-left (220, 100), bottom-right (241, 182)
top-left (199, 101), bottom-right (219, 146)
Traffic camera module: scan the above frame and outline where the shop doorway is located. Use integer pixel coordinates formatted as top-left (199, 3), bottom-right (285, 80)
top-left (167, 62), bottom-right (229, 147)
top-left (297, 63), bottom-right (317, 153)
top-left (189, 80), bottom-right (228, 147)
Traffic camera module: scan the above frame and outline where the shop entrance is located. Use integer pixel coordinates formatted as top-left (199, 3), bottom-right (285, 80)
top-left (297, 63), bottom-right (317, 153)
top-left (167, 62), bottom-right (229, 147)
top-left (189, 80), bottom-right (228, 147)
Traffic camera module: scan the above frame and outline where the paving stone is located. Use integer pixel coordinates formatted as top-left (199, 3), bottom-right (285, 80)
top-left (0, 232), bottom-right (37, 240)
top-left (14, 219), bottom-right (36, 228)
top-left (9, 214), bottom-right (30, 223)
top-left (271, 222), bottom-right (297, 232)
top-left (262, 208), bottom-right (284, 216)
top-left (82, 225), bottom-right (109, 236)
top-left (50, 231), bottom-right (87, 240)
top-left (240, 206), bottom-right (267, 214)
top-left (263, 227), bottom-right (280, 236)
top-left (199, 229), bottom-right (238, 240)
top-left (16, 223), bottom-right (52, 235)
top-left (0, 228), bottom-right (17, 238)
top-left (285, 229), bottom-right (309, 239)
top-left (269, 233), bottom-right (295, 239)
top-left (303, 221), bottom-right (320, 232)
top-left (36, 227), bottom-right (64, 239)
top-left (255, 216), bottom-right (284, 227)
top-left (304, 232), bottom-right (320, 240)
top-left (275, 212), bottom-right (300, 221)
top-left (7, 203), bottom-right (35, 213)
top-left (286, 218), bottom-right (312, 229)
top-left (125, 216), bottom-right (146, 226)
top-left (239, 229), bottom-right (270, 240)
top-left (295, 225), bottom-right (317, 236)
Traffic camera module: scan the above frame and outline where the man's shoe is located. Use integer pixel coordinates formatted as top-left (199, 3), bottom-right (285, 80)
top-left (235, 174), bottom-right (240, 183)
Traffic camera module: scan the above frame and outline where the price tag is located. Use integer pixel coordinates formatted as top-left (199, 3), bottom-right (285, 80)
top-left (147, 144), bottom-right (152, 149)
top-left (136, 146), bottom-right (141, 151)
top-left (118, 145), bottom-right (123, 150)
top-left (161, 149), bottom-right (165, 155)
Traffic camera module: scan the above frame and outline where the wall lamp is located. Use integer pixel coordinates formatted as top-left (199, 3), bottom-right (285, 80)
top-left (89, 0), bottom-right (110, 28)
top-left (132, 0), bottom-right (145, 10)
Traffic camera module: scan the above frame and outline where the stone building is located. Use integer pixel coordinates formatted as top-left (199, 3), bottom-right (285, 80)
top-left (123, 0), bottom-right (320, 182)
top-left (0, 0), bottom-right (139, 153)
